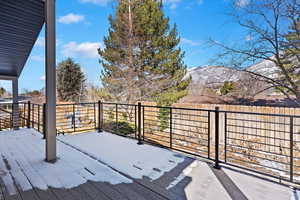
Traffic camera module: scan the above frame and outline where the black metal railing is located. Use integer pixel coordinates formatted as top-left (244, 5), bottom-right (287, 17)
top-left (219, 109), bottom-right (300, 184)
top-left (0, 102), bottom-right (27, 130)
top-left (56, 102), bottom-right (98, 134)
top-left (1, 101), bottom-right (300, 185)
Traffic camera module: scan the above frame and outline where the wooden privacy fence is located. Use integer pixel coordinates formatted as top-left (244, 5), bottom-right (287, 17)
top-left (1, 101), bottom-right (300, 185)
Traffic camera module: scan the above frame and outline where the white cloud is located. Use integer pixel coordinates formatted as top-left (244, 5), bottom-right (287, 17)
top-left (40, 75), bottom-right (46, 81)
top-left (61, 42), bottom-right (103, 58)
top-left (31, 55), bottom-right (44, 62)
top-left (79, 0), bottom-right (113, 6)
top-left (181, 38), bottom-right (201, 46)
top-left (58, 13), bottom-right (85, 24)
top-left (163, 0), bottom-right (182, 9)
top-left (235, 0), bottom-right (249, 8)
top-left (35, 37), bottom-right (45, 47)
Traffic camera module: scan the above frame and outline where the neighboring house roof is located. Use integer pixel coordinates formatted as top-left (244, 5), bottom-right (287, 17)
top-left (0, 0), bottom-right (44, 78)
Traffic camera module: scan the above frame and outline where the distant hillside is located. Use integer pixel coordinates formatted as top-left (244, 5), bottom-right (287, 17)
top-left (184, 66), bottom-right (241, 86)
top-left (185, 59), bottom-right (278, 86)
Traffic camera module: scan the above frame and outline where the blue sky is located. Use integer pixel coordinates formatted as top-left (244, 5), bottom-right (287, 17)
top-left (1, 0), bottom-right (250, 92)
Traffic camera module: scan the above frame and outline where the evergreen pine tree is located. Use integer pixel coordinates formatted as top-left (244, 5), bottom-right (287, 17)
top-left (99, 0), bottom-right (191, 106)
top-left (57, 58), bottom-right (86, 102)
top-left (278, 18), bottom-right (300, 95)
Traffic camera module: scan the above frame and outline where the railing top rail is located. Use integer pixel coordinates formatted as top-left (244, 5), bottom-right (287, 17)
top-left (141, 104), bottom-right (215, 112)
top-left (102, 102), bottom-right (137, 106)
top-left (0, 102), bottom-right (27, 105)
top-left (56, 102), bottom-right (96, 106)
top-left (219, 109), bottom-right (300, 118)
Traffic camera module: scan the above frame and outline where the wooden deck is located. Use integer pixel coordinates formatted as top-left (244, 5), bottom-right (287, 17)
top-left (0, 177), bottom-right (173, 200)
top-left (0, 129), bottom-right (193, 200)
top-left (0, 129), bottom-right (297, 200)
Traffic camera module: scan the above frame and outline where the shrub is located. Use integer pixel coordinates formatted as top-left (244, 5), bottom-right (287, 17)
top-left (104, 121), bottom-right (135, 136)
top-left (220, 81), bottom-right (235, 95)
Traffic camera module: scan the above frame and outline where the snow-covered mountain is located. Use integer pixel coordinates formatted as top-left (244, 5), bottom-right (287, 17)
top-left (184, 66), bottom-right (241, 86)
top-left (186, 59), bottom-right (278, 86)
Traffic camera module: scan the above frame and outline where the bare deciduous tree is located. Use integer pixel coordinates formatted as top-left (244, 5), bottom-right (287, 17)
top-left (212, 0), bottom-right (300, 105)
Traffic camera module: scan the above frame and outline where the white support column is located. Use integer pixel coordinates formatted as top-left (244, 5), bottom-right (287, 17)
top-left (45, 0), bottom-right (56, 162)
top-left (12, 78), bottom-right (19, 130)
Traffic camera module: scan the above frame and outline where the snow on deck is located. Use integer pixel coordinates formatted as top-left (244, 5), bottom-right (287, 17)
top-left (58, 131), bottom-right (185, 180)
top-left (0, 129), bottom-right (131, 195)
top-left (0, 129), bottom-right (299, 200)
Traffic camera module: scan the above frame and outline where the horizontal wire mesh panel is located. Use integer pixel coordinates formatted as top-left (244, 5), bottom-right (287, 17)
top-left (223, 111), bottom-right (297, 182)
top-left (142, 106), bottom-right (210, 158)
top-left (56, 103), bottom-right (97, 134)
top-left (293, 117), bottom-right (300, 183)
top-left (31, 104), bottom-right (43, 132)
top-left (102, 103), bottom-right (137, 138)
top-left (0, 103), bottom-right (27, 130)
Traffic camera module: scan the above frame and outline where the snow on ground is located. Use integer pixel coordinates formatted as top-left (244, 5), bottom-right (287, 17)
top-left (58, 131), bottom-right (185, 180)
top-left (0, 129), bottom-right (132, 195)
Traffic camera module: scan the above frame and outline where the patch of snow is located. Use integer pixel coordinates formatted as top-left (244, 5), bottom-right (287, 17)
top-left (166, 160), bottom-right (199, 190)
top-left (0, 129), bottom-right (132, 195)
top-left (58, 131), bottom-right (185, 180)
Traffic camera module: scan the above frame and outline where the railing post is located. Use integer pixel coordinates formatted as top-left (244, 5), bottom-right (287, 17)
top-left (290, 116), bottom-right (294, 182)
top-left (98, 101), bottom-right (103, 132)
top-left (208, 111), bottom-right (211, 159)
top-left (32, 104), bottom-right (35, 128)
top-left (137, 102), bottom-right (143, 145)
top-left (72, 104), bottom-right (75, 133)
top-left (93, 103), bottom-right (96, 129)
top-left (43, 103), bottom-right (46, 139)
top-left (116, 104), bottom-right (118, 132)
top-left (134, 105), bottom-right (137, 139)
top-left (38, 104), bottom-right (40, 132)
top-left (170, 107), bottom-right (172, 149)
top-left (142, 106), bottom-right (145, 141)
top-left (27, 101), bottom-right (31, 128)
top-left (224, 112), bottom-right (227, 163)
top-left (214, 106), bottom-right (221, 169)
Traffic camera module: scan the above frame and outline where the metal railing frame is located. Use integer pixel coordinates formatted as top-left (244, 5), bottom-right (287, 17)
top-left (0, 101), bottom-right (300, 185)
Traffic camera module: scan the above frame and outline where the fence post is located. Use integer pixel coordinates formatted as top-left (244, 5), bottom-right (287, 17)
top-left (290, 116), bottom-right (294, 182)
top-left (214, 106), bottom-right (221, 169)
top-left (43, 103), bottom-right (46, 139)
top-left (170, 107), bottom-right (172, 149)
top-left (27, 101), bottom-right (31, 128)
top-left (98, 101), bottom-right (103, 132)
top-left (137, 102), bottom-right (143, 145)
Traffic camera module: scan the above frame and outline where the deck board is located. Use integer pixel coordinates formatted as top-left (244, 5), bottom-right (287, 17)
top-left (0, 178), bottom-right (21, 200)
top-left (90, 182), bottom-right (130, 200)
top-left (76, 181), bottom-right (111, 200)
top-left (32, 188), bottom-right (59, 200)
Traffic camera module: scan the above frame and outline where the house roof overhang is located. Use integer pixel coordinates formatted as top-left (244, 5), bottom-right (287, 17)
top-left (0, 0), bottom-right (45, 79)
